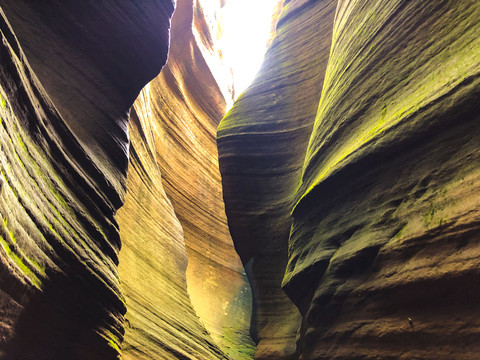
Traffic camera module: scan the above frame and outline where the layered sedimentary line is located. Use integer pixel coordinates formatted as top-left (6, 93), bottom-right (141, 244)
top-left (217, 0), bottom-right (337, 357)
top-left (286, 0), bottom-right (480, 302)
top-left (0, 2), bottom-right (174, 359)
top-left (119, 0), bottom-right (254, 359)
top-left (1, 0), bottom-right (253, 358)
top-left (0, 1), bottom-right (173, 203)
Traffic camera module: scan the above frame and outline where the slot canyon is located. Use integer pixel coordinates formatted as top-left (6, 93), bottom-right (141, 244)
top-left (0, 0), bottom-right (479, 359)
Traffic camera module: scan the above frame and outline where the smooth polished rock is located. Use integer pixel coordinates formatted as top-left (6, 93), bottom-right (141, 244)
top-left (118, 0), bottom-right (254, 359)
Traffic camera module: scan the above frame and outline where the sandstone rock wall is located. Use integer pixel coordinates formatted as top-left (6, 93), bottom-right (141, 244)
top-left (1, 1), bottom-right (253, 359)
top-left (218, 0), bottom-right (337, 357)
top-left (218, 0), bottom-right (480, 358)
top-left (3, 0), bottom-right (478, 358)
top-left (118, 0), bottom-right (254, 358)
top-left (0, 2), bottom-right (173, 359)
top-left (288, 1), bottom-right (480, 358)
top-left (118, 105), bottom-right (227, 360)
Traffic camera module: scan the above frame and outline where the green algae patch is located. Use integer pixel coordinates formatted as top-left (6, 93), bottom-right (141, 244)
top-left (6, 117), bottom-right (87, 245)
top-left (215, 325), bottom-right (255, 360)
top-left (0, 234), bottom-right (42, 288)
top-left (296, 0), bottom-right (480, 207)
top-left (108, 337), bottom-right (120, 352)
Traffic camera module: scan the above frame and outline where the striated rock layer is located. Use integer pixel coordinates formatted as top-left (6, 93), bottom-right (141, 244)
top-left (118, 0), bottom-right (253, 359)
top-left (218, 0), bottom-right (337, 357)
top-left (1, 1), bottom-right (253, 359)
top-left (219, 0), bottom-right (480, 359)
top-left (288, 1), bottom-right (480, 358)
top-left (117, 103), bottom-right (227, 360)
top-left (0, 2), bottom-right (173, 359)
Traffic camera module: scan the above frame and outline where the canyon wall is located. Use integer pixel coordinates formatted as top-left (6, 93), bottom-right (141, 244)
top-left (1, 0), bottom-right (253, 359)
top-left (2, 0), bottom-right (479, 359)
top-left (0, 2), bottom-right (173, 359)
top-left (118, 0), bottom-right (253, 358)
top-left (218, 0), bottom-right (480, 359)
top-left (1, 1), bottom-right (253, 359)
top-left (218, 0), bottom-right (337, 357)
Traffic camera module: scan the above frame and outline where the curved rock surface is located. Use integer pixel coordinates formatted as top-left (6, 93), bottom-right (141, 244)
top-left (219, 0), bottom-right (480, 359)
top-left (0, 2), bottom-right (173, 359)
top-left (218, 0), bottom-right (337, 357)
top-left (0, 1), bottom-right (173, 199)
top-left (288, 1), bottom-right (480, 358)
top-left (3, 0), bottom-right (478, 358)
top-left (118, 106), bottom-right (227, 360)
top-left (118, 0), bottom-right (253, 359)
top-left (1, 1), bottom-right (252, 359)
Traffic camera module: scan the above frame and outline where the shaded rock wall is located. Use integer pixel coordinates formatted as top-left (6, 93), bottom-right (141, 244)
top-left (218, 0), bottom-right (337, 357)
top-left (0, 1), bottom-right (173, 199)
top-left (288, 1), bottom-right (480, 358)
top-left (0, 2), bottom-right (173, 359)
top-left (219, 0), bottom-right (480, 359)
top-left (118, 0), bottom-right (253, 359)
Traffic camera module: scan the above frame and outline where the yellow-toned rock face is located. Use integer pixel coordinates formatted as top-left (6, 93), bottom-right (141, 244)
top-left (219, 0), bottom-right (480, 359)
top-left (118, 108), bottom-right (228, 360)
top-left (1, 0), bottom-right (253, 359)
top-left (118, 0), bottom-right (253, 359)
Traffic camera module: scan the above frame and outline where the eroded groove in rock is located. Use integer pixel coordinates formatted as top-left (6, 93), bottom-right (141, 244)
top-left (118, 0), bottom-right (254, 359)
top-left (217, 0), bottom-right (337, 358)
top-left (284, 0), bottom-right (480, 358)
top-left (0, 2), bottom-right (173, 359)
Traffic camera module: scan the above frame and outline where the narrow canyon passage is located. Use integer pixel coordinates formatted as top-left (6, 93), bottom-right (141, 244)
top-left (116, 0), bottom-right (263, 358)
top-left (0, 1), bottom-right (479, 360)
